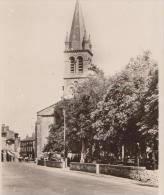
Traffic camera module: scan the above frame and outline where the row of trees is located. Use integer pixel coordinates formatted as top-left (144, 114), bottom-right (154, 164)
top-left (44, 51), bottom-right (158, 166)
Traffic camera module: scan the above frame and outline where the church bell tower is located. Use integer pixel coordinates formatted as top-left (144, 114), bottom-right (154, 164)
top-left (63, 0), bottom-right (93, 98)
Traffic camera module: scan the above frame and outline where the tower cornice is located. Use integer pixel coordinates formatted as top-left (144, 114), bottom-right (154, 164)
top-left (64, 49), bottom-right (93, 56)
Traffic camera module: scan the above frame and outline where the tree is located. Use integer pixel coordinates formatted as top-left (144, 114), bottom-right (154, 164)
top-left (136, 60), bottom-right (158, 167)
top-left (66, 65), bottom-right (109, 162)
top-left (45, 52), bottom-right (158, 166)
top-left (45, 65), bottom-right (108, 162)
top-left (91, 51), bottom-right (158, 162)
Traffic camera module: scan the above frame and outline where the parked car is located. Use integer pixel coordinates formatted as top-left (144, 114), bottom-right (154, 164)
top-left (18, 156), bottom-right (23, 162)
top-left (24, 157), bottom-right (29, 162)
top-left (124, 156), bottom-right (135, 166)
top-left (49, 152), bottom-right (62, 162)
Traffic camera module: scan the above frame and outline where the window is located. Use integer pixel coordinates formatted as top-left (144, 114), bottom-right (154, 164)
top-left (70, 57), bottom-right (75, 73)
top-left (77, 56), bottom-right (83, 73)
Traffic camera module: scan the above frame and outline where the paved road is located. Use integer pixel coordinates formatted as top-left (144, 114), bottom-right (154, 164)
top-left (1, 162), bottom-right (158, 195)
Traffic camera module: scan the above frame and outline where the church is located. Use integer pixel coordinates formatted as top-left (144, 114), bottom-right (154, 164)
top-left (35, 0), bottom-right (94, 158)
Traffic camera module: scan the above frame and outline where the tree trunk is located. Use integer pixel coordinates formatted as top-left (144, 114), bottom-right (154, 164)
top-left (122, 145), bottom-right (125, 162)
top-left (80, 138), bottom-right (86, 163)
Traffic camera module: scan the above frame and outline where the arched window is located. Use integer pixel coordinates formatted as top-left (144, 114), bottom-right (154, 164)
top-left (77, 56), bottom-right (83, 73)
top-left (70, 57), bottom-right (75, 73)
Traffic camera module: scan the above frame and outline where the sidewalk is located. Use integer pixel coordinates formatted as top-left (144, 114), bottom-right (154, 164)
top-left (25, 162), bottom-right (158, 188)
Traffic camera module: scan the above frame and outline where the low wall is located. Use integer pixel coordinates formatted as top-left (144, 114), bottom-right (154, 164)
top-left (70, 162), bottom-right (96, 173)
top-left (37, 159), bottom-right (45, 166)
top-left (46, 161), bottom-right (63, 168)
top-left (70, 162), bottom-right (152, 182)
top-left (99, 164), bottom-right (146, 179)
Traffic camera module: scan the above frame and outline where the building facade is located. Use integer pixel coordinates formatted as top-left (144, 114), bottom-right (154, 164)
top-left (1, 124), bottom-right (20, 162)
top-left (35, 104), bottom-right (56, 157)
top-left (35, 0), bottom-right (94, 158)
top-left (20, 133), bottom-right (36, 160)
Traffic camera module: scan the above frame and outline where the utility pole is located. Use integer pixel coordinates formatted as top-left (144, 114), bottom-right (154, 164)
top-left (62, 86), bottom-right (67, 168)
top-left (63, 109), bottom-right (66, 168)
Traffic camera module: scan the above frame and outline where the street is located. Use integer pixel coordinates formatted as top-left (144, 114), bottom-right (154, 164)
top-left (1, 162), bottom-right (158, 195)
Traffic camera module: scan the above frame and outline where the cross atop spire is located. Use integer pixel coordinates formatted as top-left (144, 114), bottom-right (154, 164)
top-left (69, 0), bottom-right (86, 50)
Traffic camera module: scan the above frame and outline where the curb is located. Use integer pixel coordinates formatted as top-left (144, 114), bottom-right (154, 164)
top-left (26, 162), bottom-right (158, 188)
top-left (64, 169), bottom-right (158, 188)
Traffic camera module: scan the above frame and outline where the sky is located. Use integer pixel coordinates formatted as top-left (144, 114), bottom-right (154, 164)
top-left (0, 0), bottom-right (163, 139)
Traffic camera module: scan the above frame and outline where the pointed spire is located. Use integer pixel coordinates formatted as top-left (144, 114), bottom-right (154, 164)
top-left (65, 32), bottom-right (69, 43)
top-left (69, 0), bottom-right (86, 50)
top-left (88, 34), bottom-right (91, 41)
top-left (83, 29), bottom-right (87, 41)
top-left (82, 29), bottom-right (88, 49)
top-left (65, 32), bottom-right (69, 51)
top-left (88, 34), bottom-right (92, 50)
